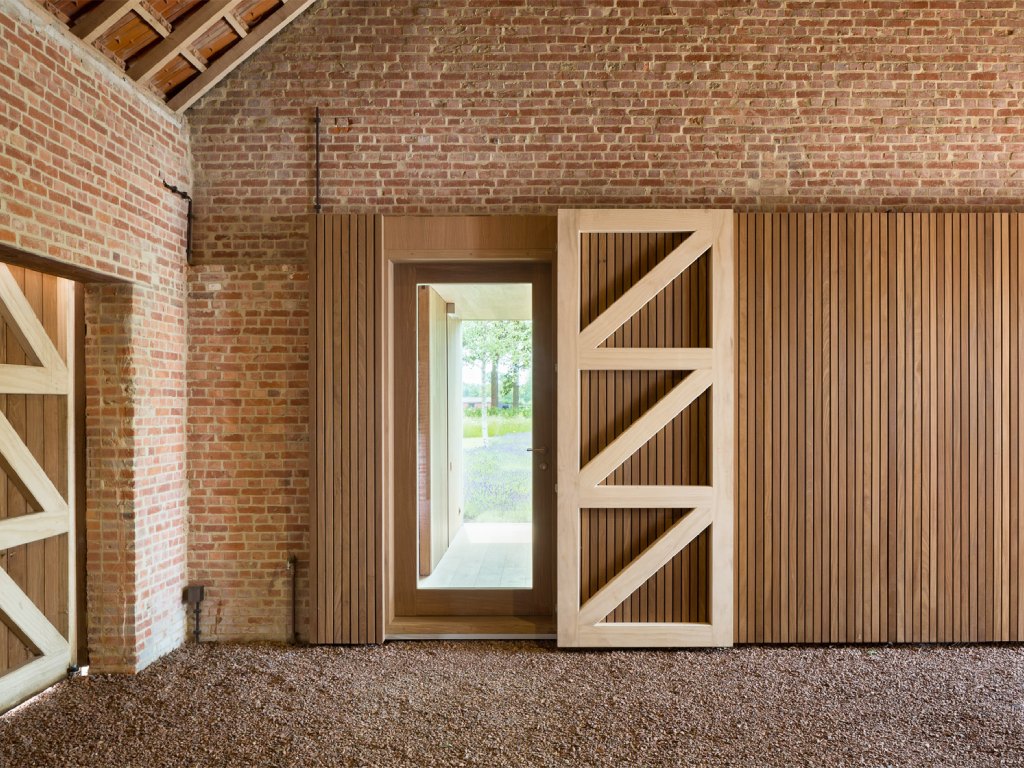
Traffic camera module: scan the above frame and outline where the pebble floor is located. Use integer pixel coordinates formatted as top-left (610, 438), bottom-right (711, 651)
top-left (0, 641), bottom-right (1021, 767)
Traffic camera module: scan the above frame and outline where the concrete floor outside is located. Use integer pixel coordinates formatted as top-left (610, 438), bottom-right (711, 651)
top-left (0, 641), bottom-right (1020, 766)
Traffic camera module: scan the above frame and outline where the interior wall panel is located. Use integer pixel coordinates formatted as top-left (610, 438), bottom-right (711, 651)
top-left (309, 211), bottom-right (1022, 645)
top-left (309, 214), bottom-right (382, 644)
top-left (736, 212), bottom-right (1023, 643)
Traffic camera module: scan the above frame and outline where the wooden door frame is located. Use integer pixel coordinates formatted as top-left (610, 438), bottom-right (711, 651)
top-left (393, 262), bottom-right (554, 618)
top-left (0, 244), bottom-right (124, 693)
top-left (381, 215), bottom-right (557, 637)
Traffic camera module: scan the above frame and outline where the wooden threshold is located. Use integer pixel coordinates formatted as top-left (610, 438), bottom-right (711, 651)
top-left (387, 615), bottom-right (554, 639)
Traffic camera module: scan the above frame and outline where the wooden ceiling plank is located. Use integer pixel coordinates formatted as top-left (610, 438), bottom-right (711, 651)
top-left (126, 0), bottom-right (236, 82)
top-left (72, 0), bottom-right (139, 44)
top-left (224, 12), bottom-right (248, 38)
top-left (134, 2), bottom-right (172, 38)
top-left (167, 0), bottom-right (318, 112)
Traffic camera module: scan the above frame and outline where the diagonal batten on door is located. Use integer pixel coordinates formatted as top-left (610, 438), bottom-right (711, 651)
top-left (557, 209), bottom-right (735, 648)
top-left (0, 264), bottom-right (76, 712)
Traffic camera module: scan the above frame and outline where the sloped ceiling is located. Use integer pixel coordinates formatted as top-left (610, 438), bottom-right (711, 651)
top-left (35, 0), bottom-right (317, 111)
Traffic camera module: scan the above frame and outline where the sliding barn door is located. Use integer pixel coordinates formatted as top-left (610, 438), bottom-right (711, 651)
top-left (0, 265), bottom-right (75, 711)
top-left (557, 209), bottom-right (734, 647)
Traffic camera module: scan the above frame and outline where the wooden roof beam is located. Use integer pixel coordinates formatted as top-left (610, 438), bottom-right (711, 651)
top-left (126, 0), bottom-right (236, 83)
top-left (167, 0), bottom-right (318, 112)
top-left (71, 0), bottom-right (138, 44)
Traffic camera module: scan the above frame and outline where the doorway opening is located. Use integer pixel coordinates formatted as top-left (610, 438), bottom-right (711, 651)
top-left (391, 260), bottom-right (554, 632)
top-left (416, 283), bottom-right (533, 591)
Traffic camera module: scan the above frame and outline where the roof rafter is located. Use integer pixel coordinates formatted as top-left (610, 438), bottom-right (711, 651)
top-left (71, 0), bottom-right (138, 44)
top-left (223, 12), bottom-right (248, 39)
top-left (134, 2), bottom-right (172, 39)
top-left (167, 0), bottom-right (318, 112)
top-left (36, 0), bottom-right (319, 113)
top-left (181, 49), bottom-right (208, 73)
top-left (127, 0), bottom-right (235, 83)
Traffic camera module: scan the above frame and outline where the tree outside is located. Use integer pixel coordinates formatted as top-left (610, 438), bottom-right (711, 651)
top-left (461, 320), bottom-right (532, 442)
top-left (460, 320), bottom-right (533, 523)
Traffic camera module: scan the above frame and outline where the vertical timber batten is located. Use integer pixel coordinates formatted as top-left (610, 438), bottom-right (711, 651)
top-left (309, 214), bottom-right (383, 644)
top-left (735, 212), bottom-right (1024, 643)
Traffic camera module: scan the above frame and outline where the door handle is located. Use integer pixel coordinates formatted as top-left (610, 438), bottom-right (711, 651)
top-left (528, 446), bottom-right (549, 471)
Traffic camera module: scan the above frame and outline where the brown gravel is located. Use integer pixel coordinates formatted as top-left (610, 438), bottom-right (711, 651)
top-left (0, 641), bottom-right (1021, 767)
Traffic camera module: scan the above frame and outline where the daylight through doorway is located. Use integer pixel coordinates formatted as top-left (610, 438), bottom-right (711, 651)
top-left (416, 283), bottom-right (533, 590)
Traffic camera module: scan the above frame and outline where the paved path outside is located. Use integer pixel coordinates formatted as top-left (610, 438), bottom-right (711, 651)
top-left (420, 522), bottom-right (531, 589)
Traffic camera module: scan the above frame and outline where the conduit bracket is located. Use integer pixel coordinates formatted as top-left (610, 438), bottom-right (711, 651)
top-left (314, 106), bottom-right (323, 214)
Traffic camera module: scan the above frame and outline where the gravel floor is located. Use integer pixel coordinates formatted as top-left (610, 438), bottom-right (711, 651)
top-left (0, 641), bottom-right (1021, 767)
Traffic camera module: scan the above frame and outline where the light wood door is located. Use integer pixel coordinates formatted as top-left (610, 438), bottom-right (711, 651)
top-left (417, 285), bottom-right (454, 577)
top-left (393, 262), bottom-right (555, 621)
top-left (556, 209), bottom-right (734, 647)
top-left (0, 264), bottom-right (76, 711)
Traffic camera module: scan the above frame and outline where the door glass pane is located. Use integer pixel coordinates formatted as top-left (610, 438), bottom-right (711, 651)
top-left (415, 283), bottom-right (533, 590)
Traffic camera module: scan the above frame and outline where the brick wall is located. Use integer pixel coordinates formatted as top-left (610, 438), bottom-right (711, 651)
top-left (186, 0), bottom-right (1024, 642)
top-left (0, 0), bottom-right (190, 671)
top-left (187, 262), bottom-right (308, 641)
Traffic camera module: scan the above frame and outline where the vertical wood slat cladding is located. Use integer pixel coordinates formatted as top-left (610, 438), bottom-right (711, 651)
top-left (577, 233), bottom-right (711, 623)
top-left (0, 267), bottom-right (70, 674)
top-left (309, 214), bottom-right (383, 644)
top-left (736, 213), bottom-right (1023, 643)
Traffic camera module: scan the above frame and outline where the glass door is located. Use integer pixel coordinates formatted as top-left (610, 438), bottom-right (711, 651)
top-left (392, 262), bottom-right (554, 620)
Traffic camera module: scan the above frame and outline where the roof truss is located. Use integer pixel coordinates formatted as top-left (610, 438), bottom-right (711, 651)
top-left (37, 0), bottom-right (316, 112)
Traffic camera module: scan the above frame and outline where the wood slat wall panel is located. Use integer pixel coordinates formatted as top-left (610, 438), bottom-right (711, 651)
top-left (309, 214), bottom-right (382, 644)
top-left (736, 212), bottom-right (1024, 643)
top-left (0, 266), bottom-right (71, 674)
top-left (311, 211), bottom-right (1020, 644)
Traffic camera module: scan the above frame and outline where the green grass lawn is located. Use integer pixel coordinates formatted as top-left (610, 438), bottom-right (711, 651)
top-left (462, 412), bottom-right (532, 439)
top-left (463, 430), bottom-right (532, 523)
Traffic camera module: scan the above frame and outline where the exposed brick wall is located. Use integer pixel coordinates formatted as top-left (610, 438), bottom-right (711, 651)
top-left (186, 0), bottom-right (1024, 641)
top-left (1, 0), bottom-right (190, 671)
top-left (187, 262), bottom-right (309, 641)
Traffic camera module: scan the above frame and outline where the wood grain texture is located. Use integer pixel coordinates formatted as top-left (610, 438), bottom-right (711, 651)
top-left (309, 214), bottom-right (383, 644)
top-left (577, 233), bottom-right (711, 626)
top-left (735, 212), bottom-right (1024, 643)
top-left (311, 211), bottom-right (1023, 645)
top-left (0, 264), bottom-right (74, 710)
top-left (560, 210), bottom-right (733, 648)
top-left (391, 261), bottom-right (555, 621)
